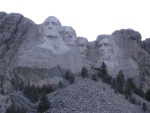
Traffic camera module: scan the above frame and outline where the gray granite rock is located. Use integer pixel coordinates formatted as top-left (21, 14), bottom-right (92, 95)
top-left (141, 38), bottom-right (150, 53)
top-left (1, 12), bottom-right (150, 113)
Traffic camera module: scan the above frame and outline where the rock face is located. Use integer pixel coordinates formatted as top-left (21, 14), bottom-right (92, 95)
top-left (0, 12), bottom-right (150, 92)
top-left (15, 16), bottom-right (83, 85)
top-left (0, 12), bottom-right (35, 93)
top-left (1, 12), bottom-right (150, 113)
top-left (141, 38), bottom-right (150, 53)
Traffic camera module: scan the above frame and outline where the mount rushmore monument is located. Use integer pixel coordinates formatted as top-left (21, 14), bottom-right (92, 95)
top-left (0, 12), bottom-right (150, 93)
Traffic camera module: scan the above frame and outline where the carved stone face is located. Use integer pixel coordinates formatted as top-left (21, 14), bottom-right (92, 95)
top-left (62, 27), bottom-right (77, 46)
top-left (77, 38), bottom-right (88, 58)
top-left (42, 16), bottom-right (62, 38)
top-left (98, 38), bottom-right (113, 60)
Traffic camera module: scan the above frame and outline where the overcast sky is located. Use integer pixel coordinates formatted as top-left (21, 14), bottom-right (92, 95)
top-left (1, 0), bottom-right (150, 41)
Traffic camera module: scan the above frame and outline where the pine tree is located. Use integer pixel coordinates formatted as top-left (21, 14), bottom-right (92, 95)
top-left (81, 67), bottom-right (88, 78)
top-left (124, 78), bottom-right (132, 98)
top-left (0, 75), bottom-right (4, 88)
top-left (65, 70), bottom-right (70, 80)
top-left (65, 70), bottom-right (75, 84)
top-left (91, 74), bottom-right (98, 81)
top-left (6, 103), bottom-right (16, 113)
top-left (142, 102), bottom-right (148, 112)
top-left (99, 62), bottom-right (111, 84)
top-left (6, 103), bottom-right (26, 113)
top-left (37, 94), bottom-right (50, 113)
top-left (0, 75), bottom-right (4, 95)
top-left (145, 88), bottom-right (150, 102)
top-left (101, 62), bottom-right (108, 75)
top-left (59, 81), bottom-right (63, 88)
top-left (116, 70), bottom-right (124, 94)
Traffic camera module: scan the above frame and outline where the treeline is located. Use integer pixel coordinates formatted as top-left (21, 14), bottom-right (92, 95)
top-left (0, 75), bottom-right (5, 95)
top-left (23, 83), bottom-right (53, 103)
top-left (82, 62), bottom-right (149, 112)
top-left (11, 78), bottom-right (53, 103)
top-left (98, 62), bottom-right (148, 112)
top-left (6, 103), bottom-right (26, 113)
top-left (10, 78), bottom-right (52, 113)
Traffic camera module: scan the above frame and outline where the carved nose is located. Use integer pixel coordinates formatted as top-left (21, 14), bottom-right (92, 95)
top-left (84, 45), bottom-right (87, 50)
top-left (49, 27), bottom-right (52, 29)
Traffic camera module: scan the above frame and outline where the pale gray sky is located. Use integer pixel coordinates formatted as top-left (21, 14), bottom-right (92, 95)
top-left (1, 0), bottom-right (150, 41)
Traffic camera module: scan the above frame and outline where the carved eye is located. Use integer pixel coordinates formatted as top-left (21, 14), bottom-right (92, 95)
top-left (44, 22), bottom-right (49, 26)
top-left (98, 44), bottom-right (102, 47)
top-left (71, 32), bottom-right (75, 36)
top-left (104, 43), bottom-right (109, 46)
top-left (52, 22), bottom-right (57, 26)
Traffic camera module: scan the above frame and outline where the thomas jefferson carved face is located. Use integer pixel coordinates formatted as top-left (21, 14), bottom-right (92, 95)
top-left (97, 38), bottom-right (113, 60)
top-left (77, 37), bottom-right (88, 58)
top-left (41, 16), bottom-right (62, 38)
top-left (62, 26), bottom-right (77, 46)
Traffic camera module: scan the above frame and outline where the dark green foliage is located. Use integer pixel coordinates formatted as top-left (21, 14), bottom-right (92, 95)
top-left (94, 63), bottom-right (147, 111)
top-left (37, 94), bottom-right (50, 113)
top-left (111, 78), bottom-right (116, 89)
top-left (124, 78), bottom-right (132, 99)
top-left (0, 75), bottom-right (4, 88)
top-left (116, 70), bottom-right (124, 94)
top-left (0, 75), bottom-right (4, 95)
top-left (91, 74), bottom-right (98, 81)
top-left (127, 78), bottom-right (135, 90)
top-left (125, 78), bottom-right (145, 98)
top-left (145, 89), bottom-right (150, 102)
top-left (23, 84), bottom-right (39, 103)
top-left (68, 75), bottom-right (75, 84)
top-left (59, 81), bottom-right (64, 88)
top-left (23, 84), bottom-right (53, 103)
top-left (129, 96), bottom-right (137, 104)
top-left (6, 103), bottom-right (26, 113)
top-left (11, 78), bottom-right (24, 91)
top-left (142, 102), bottom-right (148, 112)
top-left (97, 62), bottom-right (112, 84)
top-left (65, 70), bottom-right (75, 84)
top-left (136, 86), bottom-right (145, 98)
top-left (137, 101), bottom-right (141, 106)
top-left (81, 67), bottom-right (88, 78)
top-left (1, 88), bottom-right (4, 95)
top-left (100, 62), bottom-right (108, 75)
top-left (65, 70), bottom-right (70, 80)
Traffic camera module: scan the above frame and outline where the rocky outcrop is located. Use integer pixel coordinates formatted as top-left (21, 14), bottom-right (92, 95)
top-left (0, 12), bottom-right (35, 70)
top-left (112, 29), bottom-right (150, 91)
top-left (112, 29), bottom-right (142, 45)
top-left (0, 12), bottom-right (35, 93)
top-left (0, 94), bottom-right (11, 113)
top-left (141, 38), bottom-right (150, 53)
top-left (0, 12), bottom-right (150, 92)
top-left (1, 12), bottom-right (150, 113)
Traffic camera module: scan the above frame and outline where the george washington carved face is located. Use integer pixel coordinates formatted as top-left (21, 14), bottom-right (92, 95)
top-left (41, 16), bottom-right (62, 38)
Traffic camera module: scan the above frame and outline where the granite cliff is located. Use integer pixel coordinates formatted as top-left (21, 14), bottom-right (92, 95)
top-left (0, 12), bottom-right (150, 113)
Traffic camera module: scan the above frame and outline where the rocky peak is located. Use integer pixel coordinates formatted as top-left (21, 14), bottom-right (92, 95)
top-left (112, 29), bottom-right (142, 45)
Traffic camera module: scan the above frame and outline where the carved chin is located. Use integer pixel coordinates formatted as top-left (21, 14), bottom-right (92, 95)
top-left (80, 53), bottom-right (87, 58)
top-left (101, 54), bottom-right (111, 60)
